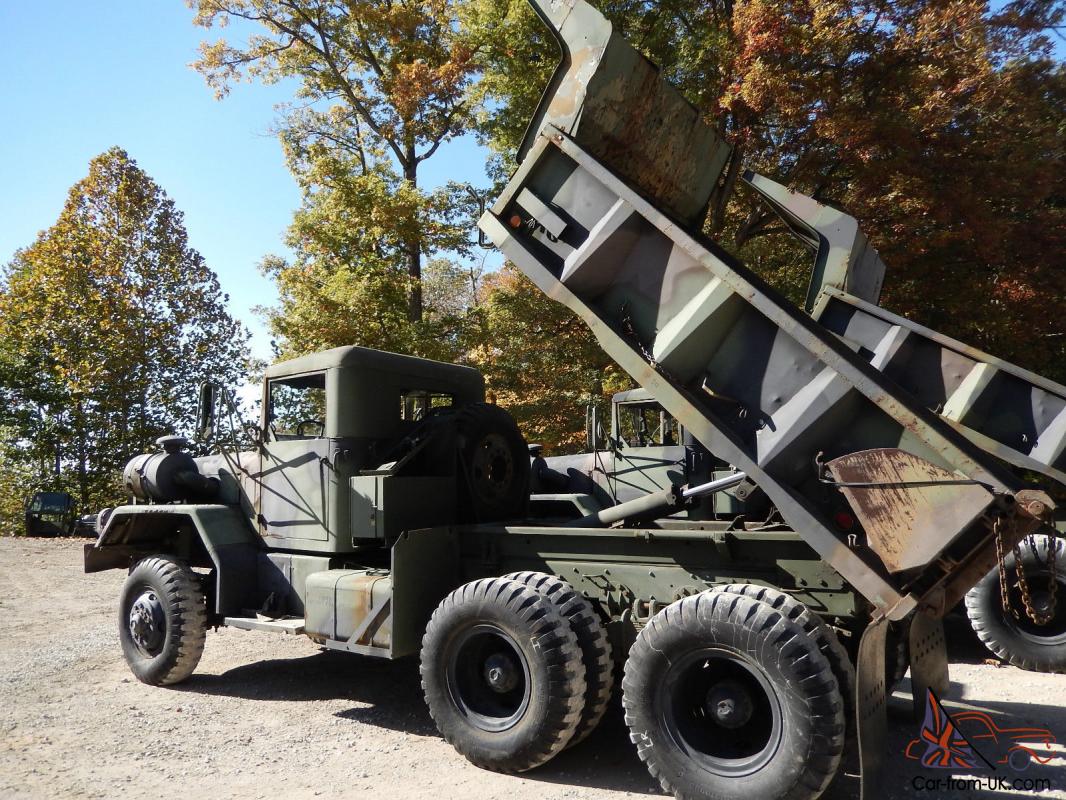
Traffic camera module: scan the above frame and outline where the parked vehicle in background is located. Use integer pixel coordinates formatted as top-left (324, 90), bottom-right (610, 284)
top-left (24, 492), bottom-right (76, 536)
top-left (23, 491), bottom-right (99, 537)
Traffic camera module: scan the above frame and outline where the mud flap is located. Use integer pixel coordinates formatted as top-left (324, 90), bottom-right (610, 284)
top-left (908, 610), bottom-right (949, 719)
top-left (856, 616), bottom-right (888, 800)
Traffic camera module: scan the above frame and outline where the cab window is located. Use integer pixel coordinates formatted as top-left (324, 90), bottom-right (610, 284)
top-left (268, 372), bottom-right (327, 439)
top-left (616, 403), bottom-right (681, 447)
top-left (400, 390), bottom-right (453, 422)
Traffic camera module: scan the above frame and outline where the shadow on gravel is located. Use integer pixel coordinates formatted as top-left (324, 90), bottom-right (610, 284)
top-left (515, 699), bottom-right (662, 796)
top-left (175, 649), bottom-right (438, 736)
top-left (168, 613), bottom-right (1058, 799)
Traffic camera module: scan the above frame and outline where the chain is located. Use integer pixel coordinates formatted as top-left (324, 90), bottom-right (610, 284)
top-left (994, 516), bottom-right (1016, 620)
top-left (1012, 537), bottom-right (1042, 624)
top-left (995, 513), bottom-right (1058, 626)
top-left (620, 303), bottom-right (658, 366)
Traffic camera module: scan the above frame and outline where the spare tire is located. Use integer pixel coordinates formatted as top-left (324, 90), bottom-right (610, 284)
top-left (454, 403), bottom-right (530, 522)
top-left (965, 534), bottom-right (1066, 673)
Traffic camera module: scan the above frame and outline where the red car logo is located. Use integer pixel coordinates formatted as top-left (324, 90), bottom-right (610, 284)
top-left (904, 689), bottom-right (1056, 771)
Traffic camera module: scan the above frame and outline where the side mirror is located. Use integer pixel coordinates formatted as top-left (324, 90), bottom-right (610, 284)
top-left (197, 382), bottom-right (219, 442)
top-left (586, 404), bottom-right (607, 451)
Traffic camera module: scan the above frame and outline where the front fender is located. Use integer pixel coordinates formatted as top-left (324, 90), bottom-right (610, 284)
top-left (84, 504), bottom-right (259, 616)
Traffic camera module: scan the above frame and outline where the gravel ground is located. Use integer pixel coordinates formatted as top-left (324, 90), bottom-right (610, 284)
top-left (1, 537), bottom-right (1063, 800)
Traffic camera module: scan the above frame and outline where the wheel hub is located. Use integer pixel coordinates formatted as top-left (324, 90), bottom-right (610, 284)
top-left (471, 434), bottom-right (514, 501)
top-left (705, 679), bottom-right (754, 729)
top-left (128, 590), bottom-right (165, 653)
top-left (484, 653), bottom-right (520, 693)
top-left (446, 624), bottom-right (531, 732)
top-left (658, 647), bottom-right (782, 777)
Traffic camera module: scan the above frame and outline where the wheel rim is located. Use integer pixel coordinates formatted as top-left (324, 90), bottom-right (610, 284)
top-left (656, 646), bottom-right (783, 777)
top-left (1004, 570), bottom-right (1066, 644)
top-left (127, 588), bottom-right (166, 656)
top-left (445, 623), bottom-right (531, 732)
top-left (1009, 748), bottom-right (1031, 771)
top-left (470, 434), bottom-right (515, 503)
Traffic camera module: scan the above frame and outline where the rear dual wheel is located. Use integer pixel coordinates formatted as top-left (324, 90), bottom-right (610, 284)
top-left (420, 577), bottom-right (587, 772)
top-left (716, 583), bottom-right (855, 717)
top-left (503, 571), bottom-right (614, 747)
top-left (622, 590), bottom-right (846, 800)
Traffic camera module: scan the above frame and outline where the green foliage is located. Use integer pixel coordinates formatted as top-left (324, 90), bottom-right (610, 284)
top-left (0, 148), bottom-right (251, 516)
top-left (190, 0), bottom-right (480, 326)
top-left (470, 266), bottom-right (630, 452)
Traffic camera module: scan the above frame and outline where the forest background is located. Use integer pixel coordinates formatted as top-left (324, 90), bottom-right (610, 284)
top-left (1, 0), bottom-right (1062, 529)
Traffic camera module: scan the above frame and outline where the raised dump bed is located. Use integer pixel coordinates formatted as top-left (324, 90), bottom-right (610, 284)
top-left (745, 170), bottom-right (1066, 486)
top-left (479, 0), bottom-right (1053, 617)
top-left (480, 0), bottom-right (1058, 792)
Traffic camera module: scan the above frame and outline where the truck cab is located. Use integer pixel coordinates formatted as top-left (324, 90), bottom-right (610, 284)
top-left (245, 345), bottom-right (485, 553)
top-left (87, 345), bottom-right (531, 657)
top-left (534, 388), bottom-right (748, 519)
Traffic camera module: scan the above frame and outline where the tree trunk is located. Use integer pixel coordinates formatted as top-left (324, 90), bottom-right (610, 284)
top-left (403, 153), bottom-right (423, 324)
top-left (74, 401), bottom-right (89, 509)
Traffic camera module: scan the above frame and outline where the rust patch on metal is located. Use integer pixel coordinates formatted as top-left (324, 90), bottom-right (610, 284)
top-left (826, 448), bottom-right (994, 573)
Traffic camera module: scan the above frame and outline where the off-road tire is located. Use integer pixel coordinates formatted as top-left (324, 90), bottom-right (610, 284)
top-left (717, 583), bottom-right (855, 715)
top-left (118, 556), bottom-right (207, 686)
top-left (420, 578), bottom-right (586, 772)
top-left (454, 403), bottom-right (530, 522)
top-left (622, 591), bottom-right (845, 800)
top-left (965, 535), bottom-right (1066, 673)
top-left (503, 571), bottom-right (614, 746)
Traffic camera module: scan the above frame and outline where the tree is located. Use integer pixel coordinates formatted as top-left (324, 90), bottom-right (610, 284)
top-left (470, 266), bottom-right (630, 451)
top-left (0, 148), bottom-right (250, 518)
top-left (252, 153), bottom-right (481, 362)
top-left (189, 0), bottom-right (479, 326)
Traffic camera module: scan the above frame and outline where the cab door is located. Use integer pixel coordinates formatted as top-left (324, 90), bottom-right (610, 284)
top-left (258, 371), bottom-right (332, 546)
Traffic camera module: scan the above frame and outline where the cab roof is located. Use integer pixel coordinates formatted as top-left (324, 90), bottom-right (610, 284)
top-left (612, 387), bottom-right (655, 404)
top-left (264, 345), bottom-right (483, 386)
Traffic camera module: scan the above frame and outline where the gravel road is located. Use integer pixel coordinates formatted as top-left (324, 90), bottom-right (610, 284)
top-left (1, 537), bottom-right (1063, 800)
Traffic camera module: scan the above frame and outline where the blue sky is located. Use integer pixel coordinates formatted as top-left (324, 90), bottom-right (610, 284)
top-left (0, 1), bottom-right (490, 362)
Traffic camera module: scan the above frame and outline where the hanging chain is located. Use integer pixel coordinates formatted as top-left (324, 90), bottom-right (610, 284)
top-left (994, 515), bottom-right (1016, 620)
top-left (995, 513), bottom-right (1058, 626)
top-left (1012, 530), bottom-right (1057, 626)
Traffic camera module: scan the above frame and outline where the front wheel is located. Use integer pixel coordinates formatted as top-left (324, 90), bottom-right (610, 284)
top-left (622, 591), bottom-right (845, 800)
top-left (118, 556), bottom-right (207, 686)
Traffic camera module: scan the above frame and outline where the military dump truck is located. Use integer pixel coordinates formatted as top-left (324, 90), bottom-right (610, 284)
top-left (85, 0), bottom-right (1064, 798)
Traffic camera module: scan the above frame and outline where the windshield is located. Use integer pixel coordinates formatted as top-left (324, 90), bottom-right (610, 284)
top-left (28, 493), bottom-right (72, 514)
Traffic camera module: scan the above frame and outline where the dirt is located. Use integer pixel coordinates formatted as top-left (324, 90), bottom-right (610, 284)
top-left (1, 537), bottom-right (1063, 800)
